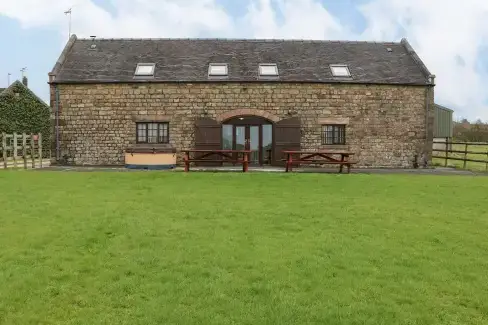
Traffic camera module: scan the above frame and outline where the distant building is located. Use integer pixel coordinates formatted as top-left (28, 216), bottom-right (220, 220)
top-left (433, 104), bottom-right (454, 151)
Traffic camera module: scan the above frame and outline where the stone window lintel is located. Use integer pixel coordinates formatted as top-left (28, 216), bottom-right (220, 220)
top-left (318, 117), bottom-right (350, 125)
top-left (132, 114), bottom-right (172, 122)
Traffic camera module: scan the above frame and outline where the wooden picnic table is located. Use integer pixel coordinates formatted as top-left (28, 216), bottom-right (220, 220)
top-left (282, 150), bottom-right (356, 173)
top-left (182, 149), bottom-right (252, 172)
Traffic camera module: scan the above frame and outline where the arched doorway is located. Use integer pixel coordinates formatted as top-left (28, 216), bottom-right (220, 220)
top-left (194, 115), bottom-right (301, 167)
top-left (221, 115), bottom-right (273, 165)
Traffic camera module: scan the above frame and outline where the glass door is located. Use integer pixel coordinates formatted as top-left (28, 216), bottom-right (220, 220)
top-left (262, 124), bottom-right (272, 164)
top-left (221, 123), bottom-right (273, 165)
top-left (222, 125), bottom-right (233, 150)
top-left (249, 126), bottom-right (260, 164)
top-left (235, 126), bottom-right (246, 151)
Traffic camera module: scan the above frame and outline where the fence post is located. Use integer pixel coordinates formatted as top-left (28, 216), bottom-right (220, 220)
top-left (2, 133), bottom-right (6, 169)
top-left (22, 133), bottom-right (27, 169)
top-left (463, 143), bottom-right (468, 169)
top-left (13, 133), bottom-right (18, 168)
top-left (444, 138), bottom-right (449, 167)
top-left (30, 134), bottom-right (36, 168)
top-left (38, 133), bottom-right (43, 168)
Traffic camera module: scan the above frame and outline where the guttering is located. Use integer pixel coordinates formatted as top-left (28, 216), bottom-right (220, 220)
top-left (424, 74), bottom-right (436, 167)
top-left (50, 79), bottom-right (429, 87)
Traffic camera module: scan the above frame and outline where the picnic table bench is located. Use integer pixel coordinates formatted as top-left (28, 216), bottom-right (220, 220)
top-left (182, 149), bottom-right (252, 172)
top-left (282, 150), bottom-right (357, 173)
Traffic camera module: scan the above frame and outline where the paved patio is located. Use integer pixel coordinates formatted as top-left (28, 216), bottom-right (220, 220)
top-left (35, 165), bottom-right (487, 176)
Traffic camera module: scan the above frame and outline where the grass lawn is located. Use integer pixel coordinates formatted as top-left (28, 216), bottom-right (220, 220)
top-left (433, 143), bottom-right (488, 172)
top-left (1, 171), bottom-right (488, 325)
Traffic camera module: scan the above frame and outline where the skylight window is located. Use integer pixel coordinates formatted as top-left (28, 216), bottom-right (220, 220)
top-left (208, 63), bottom-right (228, 76)
top-left (330, 65), bottom-right (351, 77)
top-left (259, 64), bottom-right (279, 77)
top-left (135, 63), bottom-right (155, 77)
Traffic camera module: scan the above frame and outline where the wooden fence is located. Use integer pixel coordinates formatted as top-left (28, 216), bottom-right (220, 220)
top-left (432, 139), bottom-right (488, 171)
top-left (0, 133), bottom-right (50, 169)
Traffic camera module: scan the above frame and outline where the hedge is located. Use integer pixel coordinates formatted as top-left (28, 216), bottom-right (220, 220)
top-left (0, 81), bottom-right (51, 149)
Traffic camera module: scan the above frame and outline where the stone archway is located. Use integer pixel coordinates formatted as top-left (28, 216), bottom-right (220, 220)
top-left (216, 109), bottom-right (280, 123)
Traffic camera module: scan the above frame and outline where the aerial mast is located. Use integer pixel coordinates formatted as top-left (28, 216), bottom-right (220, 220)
top-left (64, 8), bottom-right (72, 39)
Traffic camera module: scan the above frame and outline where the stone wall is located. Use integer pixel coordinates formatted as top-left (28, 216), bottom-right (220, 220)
top-left (52, 82), bottom-right (433, 167)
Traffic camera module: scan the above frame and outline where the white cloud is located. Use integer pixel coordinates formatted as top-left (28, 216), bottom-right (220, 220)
top-left (0, 0), bottom-right (234, 38)
top-left (359, 0), bottom-right (488, 121)
top-left (243, 0), bottom-right (345, 39)
top-left (1, 0), bottom-right (487, 120)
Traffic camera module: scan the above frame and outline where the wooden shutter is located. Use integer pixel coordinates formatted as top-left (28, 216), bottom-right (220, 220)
top-left (195, 118), bottom-right (222, 166)
top-left (273, 117), bottom-right (301, 166)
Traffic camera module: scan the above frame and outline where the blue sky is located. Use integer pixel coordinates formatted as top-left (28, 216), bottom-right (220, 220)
top-left (1, 0), bottom-right (487, 121)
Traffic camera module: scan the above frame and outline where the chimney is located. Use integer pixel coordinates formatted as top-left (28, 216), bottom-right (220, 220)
top-left (89, 36), bottom-right (97, 50)
top-left (428, 74), bottom-right (436, 86)
top-left (22, 76), bottom-right (28, 88)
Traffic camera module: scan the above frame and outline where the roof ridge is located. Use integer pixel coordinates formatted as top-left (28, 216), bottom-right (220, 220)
top-left (76, 37), bottom-right (401, 45)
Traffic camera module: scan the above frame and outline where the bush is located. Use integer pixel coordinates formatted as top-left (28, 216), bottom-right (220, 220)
top-left (0, 82), bottom-right (51, 149)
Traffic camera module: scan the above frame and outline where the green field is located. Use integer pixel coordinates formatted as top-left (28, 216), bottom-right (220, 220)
top-left (1, 171), bottom-right (488, 324)
top-left (433, 143), bottom-right (488, 171)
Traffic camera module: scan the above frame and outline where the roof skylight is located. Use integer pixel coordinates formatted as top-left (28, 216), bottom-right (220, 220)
top-left (135, 63), bottom-right (155, 77)
top-left (208, 63), bottom-right (228, 76)
top-left (259, 64), bottom-right (279, 77)
top-left (330, 65), bottom-right (351, 77)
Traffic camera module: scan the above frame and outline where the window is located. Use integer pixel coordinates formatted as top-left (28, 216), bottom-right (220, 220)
top-left (135, 63), bottom-right (155, 77)
top-left (330, 64), bottom-right (351, 77)
top-left (259, 64), bottom-right (279, 76)
top-left (208, 63), bottom-right (228, 76)
top-left (322, 125), bottom-right (346, 145)
top-left (136, 122), bottom-right (169, 144)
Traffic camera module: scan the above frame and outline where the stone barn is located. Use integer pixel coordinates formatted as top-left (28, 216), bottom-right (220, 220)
top-left (49, 35), bottom-right (435, 168)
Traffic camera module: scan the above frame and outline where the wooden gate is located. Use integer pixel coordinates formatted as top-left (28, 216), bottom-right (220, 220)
top-left (194, 118), bottom-right (222, 166)
top-left (273, 117), bottom-right (301, 166)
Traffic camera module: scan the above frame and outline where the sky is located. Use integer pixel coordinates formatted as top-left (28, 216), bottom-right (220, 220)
top-left (1, 0), bottom-right (487, 121)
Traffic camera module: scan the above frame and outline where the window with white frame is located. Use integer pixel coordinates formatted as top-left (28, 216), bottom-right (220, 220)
top-left (208, 63), bottom-right (228, 77)
top-left (135, 63), bottom-right (156, 77)
top-left (330, 65), bottom-right (351, 77)
top-left (259, 64), bottom-right (279, 77)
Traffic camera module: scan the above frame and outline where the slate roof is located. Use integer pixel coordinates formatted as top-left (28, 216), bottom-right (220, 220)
top-left (51, 35), bottom-right (433, 86)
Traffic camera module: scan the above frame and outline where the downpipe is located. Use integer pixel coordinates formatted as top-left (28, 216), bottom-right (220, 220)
top-left (55, 85), bottom-right (60, 162)
top-left (418, 75), bottom-right (435, 168)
